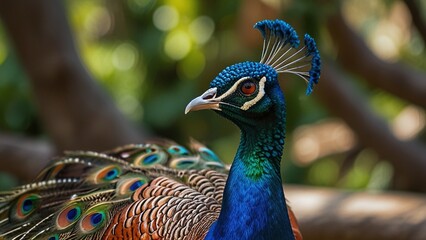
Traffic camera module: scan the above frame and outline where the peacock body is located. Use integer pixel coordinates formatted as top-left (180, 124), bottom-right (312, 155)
top-left (0, 19), bottom-right (320, 240)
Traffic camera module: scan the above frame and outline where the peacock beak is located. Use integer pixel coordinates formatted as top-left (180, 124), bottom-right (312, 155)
top-left (185, 87), bottom-right (221, 114)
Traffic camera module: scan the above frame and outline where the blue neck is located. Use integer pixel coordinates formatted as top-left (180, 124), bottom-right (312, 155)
top-left (205, 88), bottom-right (294, 240)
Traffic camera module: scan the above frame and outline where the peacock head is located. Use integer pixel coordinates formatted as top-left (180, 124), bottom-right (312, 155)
top-left (185, 19), bottom-right (321, 129)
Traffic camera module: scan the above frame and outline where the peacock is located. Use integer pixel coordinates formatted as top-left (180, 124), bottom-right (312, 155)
top-left (0, 19), bottom-right (320, 240)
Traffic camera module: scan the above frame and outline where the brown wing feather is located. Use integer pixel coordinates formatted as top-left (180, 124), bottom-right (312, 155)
top-left (288, 207), bottom-right (303, 240)
top-left (0, 142), bottom-right (303, 239)
top-left (102, 170), bottom-right (225, 240)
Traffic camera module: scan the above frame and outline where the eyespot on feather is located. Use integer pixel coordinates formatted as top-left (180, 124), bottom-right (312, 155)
top-left (48, 234), bottom-right (59, 240)
top-left (167, 145), bottom-right (190, 156)
top-left (80, 212), bottom-right (105, 233)
top-left (93, 165), bottom-right (122, 183)
top-left (133, 152), bottom-right (167, 167)
top-left (116, 177), bottom-right (148, 196)
top-left (56, 203), bottom-right (82, 229)
top-left (169, 158), bottom-right (198, 169)
top-left (198, 147), bottom-right (221, 162)
top-left (79, 204), bottom-right (109, 233)
top-left (14, 193), bottom-right (41, 220)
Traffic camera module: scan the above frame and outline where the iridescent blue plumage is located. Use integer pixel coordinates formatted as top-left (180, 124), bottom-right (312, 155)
top-left (210, 62), bottom-right (277, 93)
top-left (303, 34), bottom-right (321, 95)
top-left (254, 20), bottom-right (300, 48)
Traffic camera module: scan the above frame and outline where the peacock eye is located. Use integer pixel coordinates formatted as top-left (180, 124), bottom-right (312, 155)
top-left (240, 80), bottom-right (257, 96)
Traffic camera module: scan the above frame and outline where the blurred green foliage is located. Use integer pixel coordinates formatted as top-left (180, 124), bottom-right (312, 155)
top-left (0, 0), bottom-right (425, 190)
top-left (0, 26), bottom-right (39, 135)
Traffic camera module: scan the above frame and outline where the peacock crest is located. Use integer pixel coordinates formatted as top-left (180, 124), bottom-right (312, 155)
top-left (0, 19), bottom-right (319, 240)
top-left (255, 19), bottom-right (321, 95)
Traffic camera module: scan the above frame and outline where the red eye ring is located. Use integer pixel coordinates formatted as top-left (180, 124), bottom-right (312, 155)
top-left (240, 80), bottom-right (257, 96)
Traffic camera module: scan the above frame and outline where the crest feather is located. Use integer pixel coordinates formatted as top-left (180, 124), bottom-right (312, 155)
top-left (254, 19), bottom-right (321, 95)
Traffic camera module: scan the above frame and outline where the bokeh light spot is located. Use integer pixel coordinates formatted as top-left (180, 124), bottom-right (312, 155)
top-left (178, 50), bottom-right (205, 80)
top-left (164, 31), bottom-right (191, 60)
top-left (83, 6), bottom-right (112, 38)
top-left (189, 16), bottom-right (215, 45)
top-left (118, 95), bottom-right (142, 118)
top-left (153, 5), bottom-right (179, 31)
top-left (112, 43), bottom-right (138, 71)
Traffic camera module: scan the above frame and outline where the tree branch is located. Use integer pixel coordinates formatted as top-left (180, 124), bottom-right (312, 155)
top-left (0, 134), bottom-right (53, 182)
top-left (316, 61), bottom-right (426, 192)
top-left (286, 185), bottom-right (426, 240)
top-left (327, 11), bottom-right (426, 108)
top-left (0, 0), bottom-right (146, 152)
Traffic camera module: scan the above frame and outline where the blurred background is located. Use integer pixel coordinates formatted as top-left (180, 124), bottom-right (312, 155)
top-left (0, 0), bottom-right (425, 239)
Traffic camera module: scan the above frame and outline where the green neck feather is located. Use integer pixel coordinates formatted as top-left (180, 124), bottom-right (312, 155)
top-left (238, 97), bottom-right (286, 180)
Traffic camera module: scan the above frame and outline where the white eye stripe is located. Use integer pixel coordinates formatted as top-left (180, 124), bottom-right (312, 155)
top-left (214, 76), bottom-right (267, 111)
top-left (215, 77), bottom-right (253, 100)
top-left (241, 77), bottom-right (266, 111)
